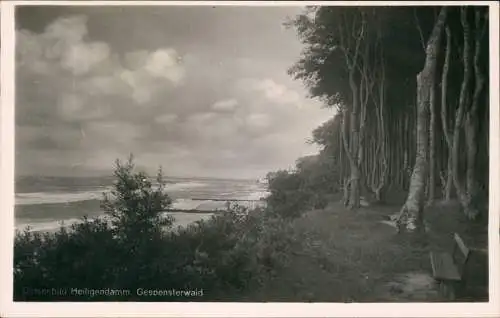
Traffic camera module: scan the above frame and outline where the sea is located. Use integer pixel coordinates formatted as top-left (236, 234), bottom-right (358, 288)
top-left (15, 175), bottom-right (270, 233)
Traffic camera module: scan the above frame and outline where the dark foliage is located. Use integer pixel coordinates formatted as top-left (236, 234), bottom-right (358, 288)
top-left (265, 157), bottom-right (339, 218)
top-left (14, 158), bottom-right (296, 301)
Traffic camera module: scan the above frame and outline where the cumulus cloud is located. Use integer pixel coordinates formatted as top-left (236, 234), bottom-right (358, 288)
top-left (187, 112), bottom-right (217, 126)
top-left (17, 124), bottom-right (83, 151)
top-left (16, 13), bottom-right (190, 174)
top-left (212, 98), bottom-right (238, 112)
top-left (173, 75), bottom-right (330, 165)
top-left (245, 113), bottom-right (272, 131)
top-left (18, 15), bottom-right (108, 76)
top-left (17, 13), bottom-right (186, 118)
top-left (79, 74), bottom-right (127, 97)
top-left (237, 77), bottom-right (302, 106)
top-left (154, 114), bottom-right (179, 124)
top-left (61, 41), bottom-right (111, 75)
top-left (123, 50), bottom-right (149, 70)
top-left (144, 48), bottom-right (185, 83)
top-left (57, 93), bottom-right (86, 120)
top-left (117, 49), bottom-right (185, 104)
top-left (16, 6), bottom-right (334, 178)
top-left (83, 121), bottom-right (145, 146)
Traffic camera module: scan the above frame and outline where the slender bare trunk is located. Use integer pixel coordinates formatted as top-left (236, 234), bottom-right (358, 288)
top-left (427, 75), bottom-right (437, 205)
top-left (337, 10), bottom-right (366, 210)
top-left (371, 51), bottom-right (387, 202)
top-left (444, 154), bottom-right (454, 200)
top-left (398, 119), bottom-right (404, 188)
top-left (397, 7), bottom-right (447, 233)
top-left (341, 107), bottom-right (360, 208)
top-left (452, 7), bottom-right (485, 220)
top-left (441, 26), bottom-right (454, 201)
top-left (404, 114), bottom-right (411, 189)
top-left (464, 8), bottom-right (487, 218)
top-left (339, 121), bottom-right (344, 189)
top-left (464, 114), bottom-right (478, 210)
top-left (348, 69), bottom-right (361, 209)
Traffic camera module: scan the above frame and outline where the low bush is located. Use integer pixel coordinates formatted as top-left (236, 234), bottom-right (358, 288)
top-left (14, 218), bottom-right (119, 301)
top-left (13, 157), bottom-right (298, 301)
top-left (265, 170), bottom-right (312, 218)
top-left (265, 168), bottom-right (332, 218)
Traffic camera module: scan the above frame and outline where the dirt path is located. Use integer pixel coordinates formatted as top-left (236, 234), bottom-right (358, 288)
top-left (243, 202), bottom-right (488, 302)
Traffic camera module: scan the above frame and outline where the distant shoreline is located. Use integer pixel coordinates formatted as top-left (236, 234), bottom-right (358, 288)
top-left (15, 175), bottom-right (269, 233)
top-left (165, 209), bottom-right (222, 214)
top-left (189, 198), bottom-right (266, 202)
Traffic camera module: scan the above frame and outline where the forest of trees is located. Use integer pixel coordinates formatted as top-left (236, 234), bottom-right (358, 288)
top-left (281, 5), bottom-right (489, 232)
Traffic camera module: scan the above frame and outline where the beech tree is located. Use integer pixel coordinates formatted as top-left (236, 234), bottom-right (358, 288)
top-left (287, 7), bottom-right (431, 208)
top-left (288, 5), bottom-right (489, 227)
top-left (396, 7), bottom-right (447, 232)
top-left (451, 7), bottom-right (488, 220)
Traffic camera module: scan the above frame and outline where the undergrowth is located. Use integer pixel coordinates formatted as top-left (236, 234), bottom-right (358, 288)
top-left (14, 157), bottom-right (299, 301)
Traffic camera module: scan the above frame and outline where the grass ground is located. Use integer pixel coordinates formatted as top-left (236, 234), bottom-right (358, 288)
top-left (232, 200), bottom-right (489, 302)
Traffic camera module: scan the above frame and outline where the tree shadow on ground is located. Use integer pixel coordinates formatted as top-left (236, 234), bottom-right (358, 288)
top-left (236, 200), bottom-right (488, 302)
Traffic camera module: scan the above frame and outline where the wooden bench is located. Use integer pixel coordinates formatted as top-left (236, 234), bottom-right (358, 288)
top-left (429, 233), bottom-right (471, 300)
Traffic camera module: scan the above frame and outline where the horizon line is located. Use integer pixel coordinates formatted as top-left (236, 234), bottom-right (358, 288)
top-left (14, 173), bottom-right (261, 182)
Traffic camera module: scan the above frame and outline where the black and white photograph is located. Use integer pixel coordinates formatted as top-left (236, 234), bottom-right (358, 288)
top-left (1, 1), bottom-right (499, 316)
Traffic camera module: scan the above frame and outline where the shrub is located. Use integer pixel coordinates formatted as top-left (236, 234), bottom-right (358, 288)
top-left (156, 203), bottom-right (296, 298)
top-left (13, 157), bottom-right (298, 301)
top-left (265, 170), bottom-right (312, 218)
top-left (100, 155), bottom-right (174, 242)
top-left (265, 154), bottom-right (339, 218)
top-left (14, 217), bottom-right (119, 300)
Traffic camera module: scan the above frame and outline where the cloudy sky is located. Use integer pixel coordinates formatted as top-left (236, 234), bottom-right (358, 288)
top-left (15, 5), bottom-right (333, 179)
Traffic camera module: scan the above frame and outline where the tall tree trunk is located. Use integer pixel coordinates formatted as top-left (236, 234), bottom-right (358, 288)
top-left (339, 121), bottom-right (345, 189)
top-left (452, 7), bottom-right (485, 220)
top-left (404, 113), bottom-right (410, 189)
top-left (398, 119), bottom-right (404, 188)
top-left (371, 62), bottom-right (388, 202)
top-left (463, 8), bottom-right (487, 219)
top-left (348, 70), bottom-right (361, 209)
top-left (396, 7), bottom-right (447, 233)
top-left (358, 43), bottom-right (376, 204)
top-left (441, 26), bottom-right (454, 201)
top-left (444, 149), bottom-right (454, 200)
top-left (341, 107), bottom-right (360, 209)
top-left (427, 75), bottom-right (437, 205)
top-left (337, 10), bottom-right (366, 210)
